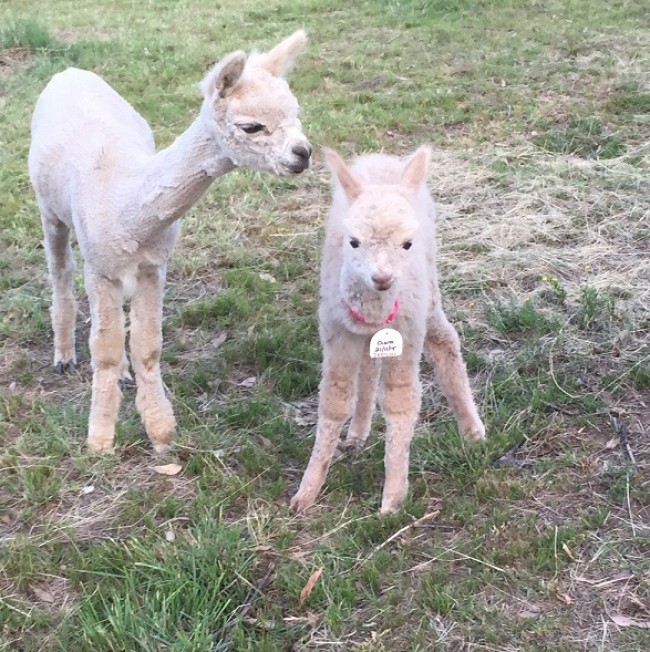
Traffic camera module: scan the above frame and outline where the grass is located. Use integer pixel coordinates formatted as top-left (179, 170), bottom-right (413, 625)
top-left (1, 0), bottom-right (649, 650)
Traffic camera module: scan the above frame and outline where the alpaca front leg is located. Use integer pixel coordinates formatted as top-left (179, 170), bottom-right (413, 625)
top-left (290, 341), bottom-right (362, 513)
top-left (130, 265), bottom-right (176, 453)
top-left (379, 355), bottom-right (422, 514)
top-left (425, 307), bottom-right (485, 440)
top-left (343, 355), bottom-right (380, 451)
top-left (85, 272), bottom-right (125, 453)
top-left (41, 212), bottom-right (77, 372)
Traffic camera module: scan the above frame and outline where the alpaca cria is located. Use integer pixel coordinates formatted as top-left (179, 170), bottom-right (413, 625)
top-left (291, 146), bottom-right (486, 514)
top-left (29, 31), bottom-right (312, 453)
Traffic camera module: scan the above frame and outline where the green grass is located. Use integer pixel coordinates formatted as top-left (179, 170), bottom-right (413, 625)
top-left (1, 0), bottom-right (649, 650)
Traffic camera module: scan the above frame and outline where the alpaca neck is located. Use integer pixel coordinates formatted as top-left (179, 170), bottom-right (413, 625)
top-left (342, 277), bottom-right (399, 326)
top-left (128, 109), bottom-right (235, 242)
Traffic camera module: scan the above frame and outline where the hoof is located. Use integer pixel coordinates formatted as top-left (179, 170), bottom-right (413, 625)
top-left (290, 492), bottom-right (315, 514)
top-left (338, 439), bottom-right (363, 458)
top-left (152, 441), bottom-right (174, 455)
top-left (87, 439), bottom-right (115, 454)
top-left (463, 423), bottom-right (487, 441)
top-left (118, 376), bottom-right (136, 390)
top-left (55, 360), bottom-right (77, 375)
top-left (380, 489), bottom-right (407, 515)
top-left (379, 501), bottom-right (402, 516)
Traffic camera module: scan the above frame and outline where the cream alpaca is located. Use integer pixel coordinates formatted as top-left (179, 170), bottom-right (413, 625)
top-left (29, 32), bottom-right (311, 453)
top-left (291, 146), bottom-right (486, 514)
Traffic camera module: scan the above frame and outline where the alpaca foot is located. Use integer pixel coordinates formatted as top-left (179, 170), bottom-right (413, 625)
top-left (338, 437), bottom-right (365, 457)
top-left (54, 350), bottom-right (77, 374)
top-left (117, 374), bottom-right (135, 390)
top-left (144, 409), bottom-right (176, 453)
top-left (87, 431), bottom-right (115, 454)
top-left (290, 489), bottom-right (317, 514)
top-left (460, 418), bottom-right (486, 441)
top-left (117, 354), bottom-right (134, 389)
top-left (380, 485), bottom-right (408, 515)
top-left (55, 360), bottom-right (77, 375)
top-left (136, 390), bottom-right (176, 452)
top-left (290, 475), bottom-right (325, 513)
top-left (341, 427), bottom-right (370, 454)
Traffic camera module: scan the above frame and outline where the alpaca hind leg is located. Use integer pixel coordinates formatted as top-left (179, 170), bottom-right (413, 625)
top-left (291, 338), bottom-right (363, 513)
top-left (41, 212), bottom-right (77, 372)
top-left (118, 352), bottom-right (133, 388)
top-left (379, 355), bottom-right (422, 514)
top-left (85, 271), bottom-right (125, 453)
top-left (129, 265), bottom-right (175, 453)
top-left (343, 355), bottom-right (380, 451)
top-left (425, 306), bottom-right (485, 440)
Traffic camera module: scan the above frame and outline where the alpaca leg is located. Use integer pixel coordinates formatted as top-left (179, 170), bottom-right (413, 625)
top-left (343, 355), bottom-right (380, 451)
top-left (118, 351), bottom-right (133, 387)
top-left (41, 212), bottom-right (77, 372)
top-left (379, 353), bottom-right (422, 514)
top-left (130, 265), bottom-right (176, 453)
top-left (425, 306), bottom-right (485, 440)
top-left (85, 270), bottom-right (125, 453)
top-left (290, 337), bottom-right (363, 513)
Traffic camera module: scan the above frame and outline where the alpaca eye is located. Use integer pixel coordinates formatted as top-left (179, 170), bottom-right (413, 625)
top-left (402, 241), bottom-right (413, 250)
top-left (349, 238), bottom-right (360, 249)
top-left (239, 123), bottom-right (265, 134)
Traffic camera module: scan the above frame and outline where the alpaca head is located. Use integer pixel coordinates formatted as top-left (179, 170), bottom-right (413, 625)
top-left (200, 31), bottom-right (312, 176)
top-left (325, 146), bottom-right (431, 293)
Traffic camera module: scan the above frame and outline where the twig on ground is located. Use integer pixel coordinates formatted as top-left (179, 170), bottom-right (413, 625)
top-left (609, 411), bottom-right (637, 467)
top-left (492, 439), bottom-right (527, 468)
top-left (357, 510), bottom-right (440, 568)
top-left (213, 562), bottom-right (276, 651)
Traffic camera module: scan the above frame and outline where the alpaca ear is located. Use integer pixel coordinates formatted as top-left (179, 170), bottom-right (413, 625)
top-left (200, 50), bottom-right (247, 99)
top-left (401, 145), bottom-right (432, 193)
top-left (255, 30), bottom-right (308, 78)
top-left (324, 147), bottom-right (363, 203)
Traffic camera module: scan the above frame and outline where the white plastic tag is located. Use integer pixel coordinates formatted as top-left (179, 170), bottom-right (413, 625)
top-left (369, 328), bottom-right (403, 358)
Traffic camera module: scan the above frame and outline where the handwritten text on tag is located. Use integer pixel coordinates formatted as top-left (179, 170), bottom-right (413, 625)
top-left (370, 328), bottom-right (403, 358)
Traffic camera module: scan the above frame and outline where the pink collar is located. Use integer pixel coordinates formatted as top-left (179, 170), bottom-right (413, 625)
top-left (347, 298), bottom-right (400, 326)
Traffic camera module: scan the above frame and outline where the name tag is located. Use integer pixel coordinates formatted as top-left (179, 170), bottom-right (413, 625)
top-left (369, 328), bottom-right (403, 358)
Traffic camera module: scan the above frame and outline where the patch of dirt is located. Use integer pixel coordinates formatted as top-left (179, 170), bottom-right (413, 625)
top-left (0, 46), bottom-right (32, 79)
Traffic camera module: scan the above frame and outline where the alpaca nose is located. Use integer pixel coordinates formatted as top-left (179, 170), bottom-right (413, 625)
top-left (289, 143), bottom-right (312, 172)
top-left (372, 272), bottom-right (394, 291)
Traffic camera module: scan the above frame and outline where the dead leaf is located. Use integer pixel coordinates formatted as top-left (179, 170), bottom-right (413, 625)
top-left (211, 332), bottom-right (227, 349)
top-left (306, 611), bottom-right (320, 627)
top-left (611, 614), bottom-right (650, 629)
top-left (562, 542), bottom-right (576, 561)
top-left (605, 436), bottom-right (620, 449)
top-left (238, 376), bottom-right (257, 388)
top-left (518, 609), bottom-right (541, 619)
top-left (258, 272), bottom-right (277, 283)
top-left (258, 435), bottom-right (273, 449)
top-left (153, 463), bottom-right (182, 476)
top-left (31, 586), bottom-right (54, 603)
top-left (299, 567), bottom-right (323, 606)
top-left (559, 593), bottom-right (572, 605)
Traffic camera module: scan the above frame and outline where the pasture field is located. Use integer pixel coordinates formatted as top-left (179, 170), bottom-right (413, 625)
top-left (0, 0), bottom-right (648, 650)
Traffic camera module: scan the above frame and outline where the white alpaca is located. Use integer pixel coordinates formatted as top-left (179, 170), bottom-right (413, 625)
top-left (291, 146), bottom-right (486, 514)
top-left (29, 31), bottom-right (311, 453)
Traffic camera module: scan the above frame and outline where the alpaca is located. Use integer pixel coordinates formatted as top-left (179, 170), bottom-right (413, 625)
top-left (290, 146), bottom-right (486, 514)
top-left (29, 31), bottom-right (312, 454)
